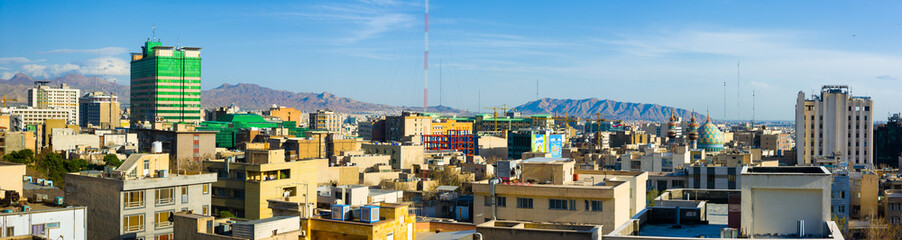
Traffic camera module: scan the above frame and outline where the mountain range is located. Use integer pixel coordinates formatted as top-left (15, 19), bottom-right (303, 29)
top-left (1, 73), bottom-right (701, 121)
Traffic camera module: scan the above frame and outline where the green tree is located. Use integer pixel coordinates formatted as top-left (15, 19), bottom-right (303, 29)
top-left (103, 154), bottom-right (122, 167)
top-left (647, 188), bottom-right (662, 207)
top-left (2, 149), bottom-right (34, 164)
top-left (64, 159), bottom-right (89, 172)
top-left (218, 210), bottom-right (236, 218)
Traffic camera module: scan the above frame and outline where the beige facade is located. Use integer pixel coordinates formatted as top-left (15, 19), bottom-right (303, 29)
top-left (849, 171), bottom-right (878, 219)
top-left (173, 212), bottom-right (301, 240)
top-left (79, 91), bottom-right (121, 129)
top-left (385, 112), bottom-right (431, 142)
top-left (308, 109), bottom-right (342, 132)
top-left (0, 162), bottom-right (25, 195)
top-left (301, 202), bottom-right (416, 240)
top-left (265, 106), bottom-right (303, 127)
top-left (795, 86), bottom-right (874, 167)
top-left (65, 153), bottom-right (216, 240)
top-left (203, 150), bottom-right (319, 220)
top-left (885, 190), bottom-right (902, 225)
top-left (0, 131), bottom-right (35, 156)
top-left (361, 143), bottom-right (424, 171)
top-left (28, 83), bottom-right (80, 125)
top-left (741, 166), bottom-right (832, 237)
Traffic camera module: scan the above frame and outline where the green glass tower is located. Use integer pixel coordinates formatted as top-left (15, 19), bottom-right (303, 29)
top-left (130, 40), bottom-right (202, 123)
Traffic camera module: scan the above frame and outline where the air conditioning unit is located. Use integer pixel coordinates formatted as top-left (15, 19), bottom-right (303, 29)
top-left (331, 204), bottom-right (350, 221)
top-left (360, 206), bottom-right (380, 223)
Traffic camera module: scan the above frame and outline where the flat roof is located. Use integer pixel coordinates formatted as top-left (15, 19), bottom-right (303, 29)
top-left (742, 166), bottom-right (830, 174)
top-left (522, 157), bottom-right (570, 163)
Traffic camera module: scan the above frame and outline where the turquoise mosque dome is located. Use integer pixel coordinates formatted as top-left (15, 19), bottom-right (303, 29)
top-left (697, 116), bottom-right (725, 152)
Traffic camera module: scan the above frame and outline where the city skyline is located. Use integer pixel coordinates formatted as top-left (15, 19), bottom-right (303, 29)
top-left (3, 0), bottom-right (902, 121)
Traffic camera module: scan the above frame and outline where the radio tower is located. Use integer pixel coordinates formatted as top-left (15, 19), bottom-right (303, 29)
top-left (423, 0), bottom-right (429, 111)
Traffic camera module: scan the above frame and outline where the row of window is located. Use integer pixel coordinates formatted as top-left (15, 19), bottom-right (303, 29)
top-left (124, 185), bottom-right (209, 209)
top-left (485, 196), bottom-right (603, 211)
top-left (123, 205), bottom-right (209, 233)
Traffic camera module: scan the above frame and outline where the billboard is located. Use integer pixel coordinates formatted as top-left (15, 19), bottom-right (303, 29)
top-left (547, 134), bottom-right (563, 158)
top-left (531, 134), bottom-right (546, 153)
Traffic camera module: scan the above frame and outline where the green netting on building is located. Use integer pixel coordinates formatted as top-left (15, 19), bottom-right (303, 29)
top-left (197, 114), bottom-right (310, 149)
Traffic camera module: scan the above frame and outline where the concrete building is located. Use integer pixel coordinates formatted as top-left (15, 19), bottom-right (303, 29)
top-left (507, 129), bottom-right (567, 159)
top-left (741, 166), bottom-right (833, 237)
top-left (49, 128), bottom-right (100, 152)
top-left (28, 83), bottom-right (80, 126)
top-left (265, 105), bottom-right (304, 127)
top-left (1, 107), bottom-right (72, 127)
top-left (0, 204), bottom-right (87, 240)
top-left (280, 132), bottom-right (360, 160)
top-left (885, 190), bottom-right (902, 225)
top-left (796, 85), bottom-right (874, 167)
top-left (610, 130), bottom-right (648, 149)
top-left (173, 212), bottom-right (301, 240)
top-left (65, 153), bottom-right (217, 240)
top-left (362, 142), bottom-right (425, 171)
top-left (385, 111), bottom-right (432, 142)
top-left (316, 185), bottom-right (402, 207)
top-left (308, 109), bottom-right (341, 132)
top-left (472, 158), bottom-right (645, 234)
top-left (687, 165), bottom-right (742, 189)
top-left (79, 91), bottom-right (121, 129)
top-left (202, 149), bottom-right (318, 220)
top-left (134, 125), bottom-right (217, 172)
top-left (130, 40), bottom-right (203, 124)
top-left (301, 202), bottom-right (415, 240)
top-left (476, 220), bottom-right (602, 240)
top-left (848, 170), bottom-right (878, 219)
top-left (874, 113), bottom-right (902, 168)
top-left (0, 131), bottom-right (36, 156)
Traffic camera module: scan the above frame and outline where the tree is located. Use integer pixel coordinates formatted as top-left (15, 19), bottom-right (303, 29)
top-left (2, 149), bottom-right (34, 164)
top-left (866, 217), bottom-right (902, 240)
top-left (647, 188), bottom-right (662, 207)
top-left (64, 159), bottom-right (89, 172)
top-left (103, 154), bottom-right (122, 167)
top-left (218, 210), bottom-right (236, 218)
top-left (831, 214), bottom-right (848, 239)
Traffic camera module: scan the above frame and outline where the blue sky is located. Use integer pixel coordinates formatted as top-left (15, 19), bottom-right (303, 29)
top-left (3, 0), bottom-right (902, 120)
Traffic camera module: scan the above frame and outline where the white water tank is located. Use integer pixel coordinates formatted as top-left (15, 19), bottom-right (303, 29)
top-left (153, 141), bottom-right (163, 153)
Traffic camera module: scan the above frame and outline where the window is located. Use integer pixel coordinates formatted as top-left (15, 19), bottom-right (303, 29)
top-left (5, 227), bottom-right (12, 237)
top-left (517, 198), bottom-right (533, 209)
top-left (155, 233), bottom-right (173, 240)
top-left (203, 184), bottom-right (209, 194)
top-left (549, 199), bottom-right (568, 210)
top-left (181, 186), bottom-right (188, 203)
top-left (125, 191), bottom-right (145, 208)
top-left (590, 200), bottom-right (603, 211)
top-left (31, 224), bottom-right (44, 236)
top-left (569, 200), bottom-right (576, 210)
top-left (124, 214), bottom-right (145, 232)
top-left (203, 205), bottom-right (209, 215)
top-left (497, 197), bottom-right (507, 207)
top-left (155, 211), bottom-right (173, 228)
top-left (156, 188), bottom-right (174, 205)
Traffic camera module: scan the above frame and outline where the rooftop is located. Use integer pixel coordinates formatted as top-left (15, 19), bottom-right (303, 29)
top-left (742, 166), bottom-right (830, 175)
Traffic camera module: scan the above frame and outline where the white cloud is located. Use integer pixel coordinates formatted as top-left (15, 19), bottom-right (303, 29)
top-left (0, 57), bottom-right (33, 65)
top-left (40, 47), bottom-right (128, 56)
top-left (267, 2), bottom-right (417, 43)
top-left (15, 57), bottom-right (129, 78)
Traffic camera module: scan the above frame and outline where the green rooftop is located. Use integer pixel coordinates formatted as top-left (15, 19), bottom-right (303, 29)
top-left (216, 113), bottom-right (268, 123)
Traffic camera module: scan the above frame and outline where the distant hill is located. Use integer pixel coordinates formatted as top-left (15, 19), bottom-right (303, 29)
top-left (512, 98), bottom-right (705, 122)
top-left (0, 73), bottom-right (129, 105)
top-left (201, 83), bottom-right (413, 114)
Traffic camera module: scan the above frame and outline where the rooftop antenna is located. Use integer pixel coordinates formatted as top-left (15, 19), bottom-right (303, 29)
top-left (736, 60), bottom-right (742, 123)
top-left (423, 0), bottom-right (429, 112)
top-left (152, 24), bottom-right (156, 41)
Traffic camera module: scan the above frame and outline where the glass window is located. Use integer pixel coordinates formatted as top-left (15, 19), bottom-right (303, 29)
top-left (516, 198), bottom-right (533, 209)
top-left (124, 191), bottom-right (145, 208)
top-left (123, 214), bottom-right (145, 232)
top-left (497, 197), bottom-right (506, 207)
top-left (156, 188), bottom-right (174, 205)
top-left (549, 199), bottom-right (568, 210)
top-left (155, 211), bottom-right (173, 228)
top-left (155, 233), bottom-right (173, 240)
top-left (203, 184), bottom-right (209, 194)
top-left (181, 186), bottom-right (188, 203)
top-left (590, 200), bottom-right (603, 211)
top-left (202, 205), bottom-right (209, 215)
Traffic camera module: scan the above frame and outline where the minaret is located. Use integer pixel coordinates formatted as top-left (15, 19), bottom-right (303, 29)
top-left (687, 110), bottom-right (700, 149)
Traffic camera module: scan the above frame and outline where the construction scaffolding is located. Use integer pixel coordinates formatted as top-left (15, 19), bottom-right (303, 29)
top-left (422, 130), bottom-right (479, 155)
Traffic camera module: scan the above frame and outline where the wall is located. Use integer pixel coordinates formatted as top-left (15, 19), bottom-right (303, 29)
top-left (0, 207), bottom-right (86, 240)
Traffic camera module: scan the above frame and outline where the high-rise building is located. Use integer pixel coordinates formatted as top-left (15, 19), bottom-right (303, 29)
top-left (79, 91), bottom-right (121, 129)
top-left (874, 113), bottom-right (902, 168)
top-left (28, 83), bottom-right (79, 125)
top-left (795, 85), bottom-right (873, 167)
top-left (308, 109), bottom-right (341, 132)
top-left (130, 40), bottom-right (202, 124)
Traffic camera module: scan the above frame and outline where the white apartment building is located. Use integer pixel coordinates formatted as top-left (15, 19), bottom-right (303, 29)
top-left (795, 85), bottom-right (873, 167)
top-left (308, 109), bottom-right (342, 132)
top-left (28, 83), bottom-right (80, 125)
top-left (1, 107), bottom-right (73, 127)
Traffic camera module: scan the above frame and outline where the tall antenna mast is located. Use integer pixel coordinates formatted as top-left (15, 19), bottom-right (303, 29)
top-left (423, 0), bottom-right (429, 112)
top-left (152, 24), bottom-right (156, 41)
top-left (478, 90), bottom-right (481, 114)
top-left (736, 60), bottom-right (742, 123)
top-left (752, 89), bottom-right (756, 125)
